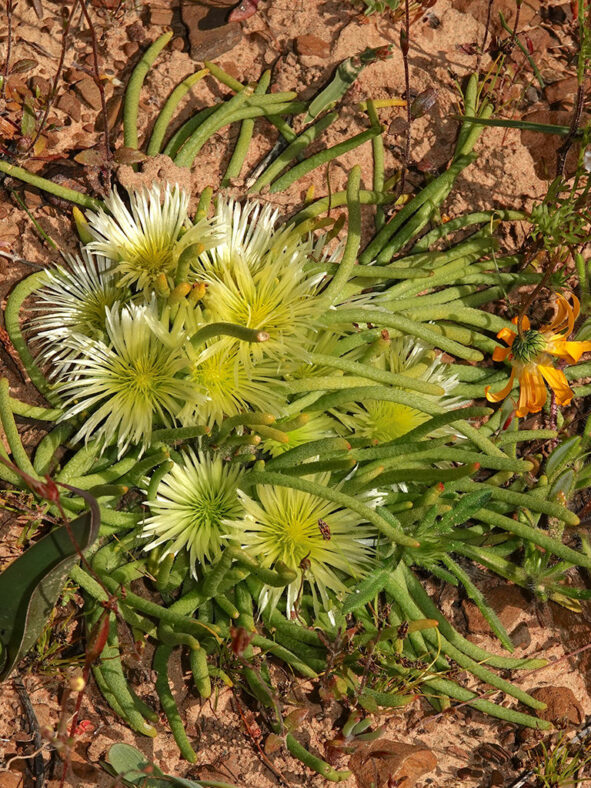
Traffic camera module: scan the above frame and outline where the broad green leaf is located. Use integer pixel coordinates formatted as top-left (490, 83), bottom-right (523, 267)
top-left (546, 436), bottom-right (581, 481)
top-left (105, 743), bottom-right (237, 787)
top-left (0, 510), bottom-right (98, 680)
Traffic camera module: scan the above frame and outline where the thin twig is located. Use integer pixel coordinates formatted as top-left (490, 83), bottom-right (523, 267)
top-left (517, 254), bottom-right (560, 336)
top-left (478, 0), bottom-right (494, 69)
top-left (397, 0), bottom-right (411, 198)
top-left (78, 0), bottom-right (112, 192)
top-left (14, 675), bottom-right (46, 787)
top-left (0, 250), bottom-right (45, 268)
top-left (232, 693), bottom-right (289, 787)
top-left (2, 0), bottom-right (14, 99)
top-left (25, 0), bottom-right (82, 155)
top-left (556, 83), bottom-right (585, 177)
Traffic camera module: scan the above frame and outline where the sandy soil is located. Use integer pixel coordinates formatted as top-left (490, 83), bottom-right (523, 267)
top-left (0, 0), bottom-right (589, 786)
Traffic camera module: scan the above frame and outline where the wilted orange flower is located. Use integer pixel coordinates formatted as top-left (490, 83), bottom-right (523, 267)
top-left (486, 293), bottom-right (591, 418)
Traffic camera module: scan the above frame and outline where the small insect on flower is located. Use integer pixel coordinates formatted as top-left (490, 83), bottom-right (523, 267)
top-left (84, 183), bottom-right (218, 293)
top-left (228, 474), bottom-right (376, 618)
top-left (142, 449), bottom-right (244, 574)
top-left (56, 302), bottom-right (196, 456)
top-left (486, 293), bottom-right (591, 418)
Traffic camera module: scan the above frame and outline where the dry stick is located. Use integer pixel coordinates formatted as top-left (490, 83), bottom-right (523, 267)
top-left (13, 676), bottom-right (45, 787)
top-left (398, 0), bottom-right (411, 198)
top-left (2, 0), bottom-right (14, 99)
top-left (25, 0), bottom-right (82, 154)
top-left (516, 253), bottom-right (560, 336)
top-left (232, 694), bottom-right (290, 787)
top-left (78, 0), bottom-right (112, 192)
top-left (479, 0), bottom-right (494, 66)
top-left (556, 82), bottom-right (586, 177)
top-left (512, 0), bottom-right (522, 50)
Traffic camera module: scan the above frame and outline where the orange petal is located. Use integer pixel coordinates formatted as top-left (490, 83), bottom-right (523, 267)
top-left (538, 365), bottom-right (574, 406)
top-left (492, 346), bottom-right (512, 362)
top-left (547, 292), bottom-right (579, 336)
top-left (485, 369), bottom-right (515, 403)
top-left (516, 368), bottom-right (547, 417)
top-left (571, 293), bottom-right (581, 322)
top-left (546, 339), bottom-right (591, 364)
top-left (497, 327), bottom-right (516, 346)
top-left (563, 340), bottom-right (591, 363)
top-left (510, 314), bottom-right (530, 331)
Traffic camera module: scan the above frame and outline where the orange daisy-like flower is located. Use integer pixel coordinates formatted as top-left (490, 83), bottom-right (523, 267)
top-left (486, 293), bottom-right (591, 418)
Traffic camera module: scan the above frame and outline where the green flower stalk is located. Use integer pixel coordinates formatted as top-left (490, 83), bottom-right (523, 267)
top-left (264, 414), bottom-right (337, 457)
top-left (142, 448), bottom-right (244, 574)
top-left (55, 302), bottom-right (196, 456)
top-left (228, 473), bottom-right (376, 617)
top-left (85, 183), bottom-right (218, 292)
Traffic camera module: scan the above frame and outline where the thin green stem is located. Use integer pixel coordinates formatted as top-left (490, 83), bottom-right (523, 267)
top-left (249, 111), bottom-right (338, 193)
top-left (4, 272), bottom-right (61, 404)
top-left (269, 125), bottom-right (381, 193)
top-left (0, 161), bottom-right (103, 210)
top-left (0, 379), bottom-right (39, 478)
top-left (147, 68), bottom-right (209, 156)
top-left (322, 166), bottom-right (362, 305)
top-left (221, 70), bottom-right (272, 187)
top-left (190, 322), bottom-right (269, 348)
top-left (124, 32), bottom-right (173, 150)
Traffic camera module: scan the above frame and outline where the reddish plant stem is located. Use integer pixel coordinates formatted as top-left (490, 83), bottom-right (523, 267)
top-left (478, 0), bottom-right (494, 68)
top-left (556, 82), bottom-right (585, 177)
top-left (25, 0), bottom-right (82, 155)
top-left (78, 0), bottom-right (112, 192)
top-left (232, 693), bottom-right (289, 786)
top-left (512, 0), bottom-right (522, 49)
top-left (2, 0), bottom-right (14, 100)
top-left (397, 0), bottom-right (411, 199)
top-left (517, 253), bottom-right (560, 336)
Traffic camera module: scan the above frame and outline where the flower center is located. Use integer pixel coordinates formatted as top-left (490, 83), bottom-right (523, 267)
top-left (511, 329), bottom-right (546, 363)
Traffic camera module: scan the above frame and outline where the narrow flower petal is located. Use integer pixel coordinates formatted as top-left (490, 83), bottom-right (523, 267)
top-left (538, 365), bottom-right (574, 406)
top-left (547, 292), bottom-right (578, 335)
top-left (516, 367), bottom-right (547, 417)
top-left (56, 302), bottom-right (196, 455)
top-left (485, 369), bottom-right (515, 403)
top-left (227, 473), bottom-right (376, 618)
top-left (546, 339), bottom-right (591, 364)
top-left (497, 327), bottom-right (517, 346)
top-left (142, 449), bottom-right (244, 574)
top-left (492, 345), bottom-right (512, 362)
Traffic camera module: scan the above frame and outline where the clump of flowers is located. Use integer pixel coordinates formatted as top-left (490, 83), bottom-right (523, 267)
top-left (486, 293), bottom-right (591, 417)
top-left (30, 250), bottom-right (122, 373)
top-left (27, 181), bottom-right (470, 615)
top-left (54, 302), bottom-right (195, 456)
